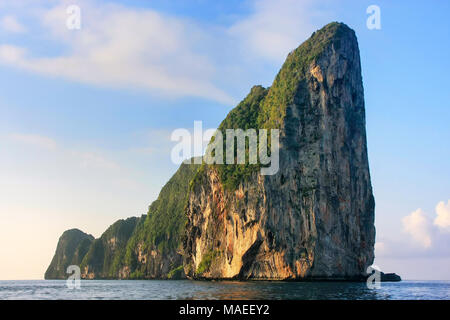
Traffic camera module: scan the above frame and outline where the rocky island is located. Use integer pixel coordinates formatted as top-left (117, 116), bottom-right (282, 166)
top-left (46, 22), bottom-right (395, 281)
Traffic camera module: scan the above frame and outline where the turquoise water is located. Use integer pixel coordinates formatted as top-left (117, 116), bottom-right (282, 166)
top-left (0, 280), bottom-right (449, 300)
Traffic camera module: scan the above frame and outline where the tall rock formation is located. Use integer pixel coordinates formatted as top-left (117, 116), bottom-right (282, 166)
top-left (183, 22), bottom-right (375, 280)
top-left (46, 22), bottom-right (376, 281)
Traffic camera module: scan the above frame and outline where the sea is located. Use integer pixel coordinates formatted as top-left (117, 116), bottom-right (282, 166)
top-left (0, 280), bottom-right (449, 300)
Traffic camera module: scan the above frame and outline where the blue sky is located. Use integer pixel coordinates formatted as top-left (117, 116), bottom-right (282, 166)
top-left (0, 0), bottom-right (449, 280)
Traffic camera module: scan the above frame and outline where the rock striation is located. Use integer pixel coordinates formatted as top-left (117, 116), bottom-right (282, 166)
top-left (182, 22), bottom-right (376, 280)
top-left (46, 22), bottom-right (379, 281)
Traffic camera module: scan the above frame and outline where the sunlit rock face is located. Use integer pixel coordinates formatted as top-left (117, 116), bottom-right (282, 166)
top-left (183, 22), bottom-right (375, 280)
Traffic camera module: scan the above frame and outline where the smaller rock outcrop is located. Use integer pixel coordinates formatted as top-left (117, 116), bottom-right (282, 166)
top-left (45, 159), bottom-right (200, 279)
top-left (44, 229), bottom-right (94, 279)
top-left (380, 272), bottom-right (402, 282)
top-left (80, 216), bottom-right (141, 279)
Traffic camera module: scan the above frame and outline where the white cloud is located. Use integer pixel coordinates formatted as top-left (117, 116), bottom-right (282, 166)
top-left (228, 0), bottom-right (319, 62)
top-left (6, 132), bottom-right (122, 174)
top-left (0, 1), bottom-right (234, 104)
top-left (434, 200), bottom-right (450, 232)
top-left (374, 241), bottom-right (388, 256)
top-left (0, 15), bottom-right (26, 33)
top-left (71, 150), bottom-right (120, 171)
top-left (9, 133), bottom-right (57, 150)
top-left (0, 0), bottom-right (332, 104)
top-left (402, 208), bottom-right (432, 248)
top-left (0, 44), bottom-right (26, 63)
top-left (0, 0), bottom-right (336, 280)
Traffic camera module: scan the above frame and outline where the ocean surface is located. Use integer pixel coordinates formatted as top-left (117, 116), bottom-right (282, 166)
top-left (0, 280), bottom-right (449, 300)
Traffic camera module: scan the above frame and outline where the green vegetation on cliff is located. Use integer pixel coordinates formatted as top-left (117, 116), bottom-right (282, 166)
top-left (46, 159), bottom-right (200, 279)
top-left (259, 22), bottom-right (351, 129)
top-left (122, 160), bottom-right (200, 278)
top-left (183, 21), bottom-right (375, 280)
top-left (215, 85), bottom-right (268, 190)
top-left (192, 22), bottom-right (353, 191)
top-left (44, 229), bottom-right (94, 279)
top-left (195, 250), bottom-right (221, 275)
top-left (45, 22), bottom-right (355, 280)
top-left (79, 216), bottom-right (140, 278)
top-left (141, 160), bottom-right (201, 252)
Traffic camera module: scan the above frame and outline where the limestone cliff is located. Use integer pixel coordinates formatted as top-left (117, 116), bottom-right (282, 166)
top-left (79, 216), bottom-right (141, 279)
top-left (183, 22), bottom-right (375, 280)
top-left (44, 229), bottom-right (94, 279)
top-left (46, 22), bottom-right (376, 282)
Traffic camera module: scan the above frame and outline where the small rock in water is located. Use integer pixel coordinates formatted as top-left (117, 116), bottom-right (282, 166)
top-left (380, 272), bottom-right (402, 282)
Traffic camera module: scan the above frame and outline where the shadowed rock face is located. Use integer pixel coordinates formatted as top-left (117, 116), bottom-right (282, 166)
top-left (45, 160), bottom-right (200, 280)
top-left (44, 229), bottom-right (94, 279)
top-left (79, 217), bottom-right (140, 279)
top-left (183, 22), bottom-right (375, 280)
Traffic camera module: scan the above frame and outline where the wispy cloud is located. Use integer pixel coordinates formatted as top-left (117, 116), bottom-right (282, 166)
top-left (6, 132), bottom-right (121, 172)
top-left (71, 150), bottom-right (120, 171)
top-left (0, 0), bottom-right (330, 104)
top-left (374, 241), bottom-right (390, 259)
top-left (0, 15), bottom-right (26, 33)
top-left (0, 1), bottom-right (234, 104)
top-left (9, 133), bottom-right (57, 150)
top-left (228, 0), bottom-right (319, 62)
top-left (0, 44), bottom-right (26, 63)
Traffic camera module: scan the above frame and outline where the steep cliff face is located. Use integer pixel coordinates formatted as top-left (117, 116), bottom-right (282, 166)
top-left (183, 22), bottom-right (375, 280)
top-left (44, 229), bottom-right (94, 279)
